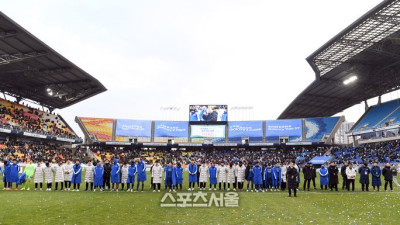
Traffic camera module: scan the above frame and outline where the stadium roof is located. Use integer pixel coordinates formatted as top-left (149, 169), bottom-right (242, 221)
top-left (279, 0), bottom-right (400, 119)
top-left (0, 11), bottom-right (106, 109)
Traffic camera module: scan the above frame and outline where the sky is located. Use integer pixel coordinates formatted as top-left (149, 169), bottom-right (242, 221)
top-left (2, 0), bottom-right (399, 138)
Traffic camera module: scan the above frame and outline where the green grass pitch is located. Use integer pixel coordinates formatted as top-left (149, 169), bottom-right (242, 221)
top-left (0, 172), bottom-right (399, 225)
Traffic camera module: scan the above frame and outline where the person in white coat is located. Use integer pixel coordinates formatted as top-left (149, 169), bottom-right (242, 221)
top-left (34, 161), bottom-right (44, 191)
top-left (346, 163), bottom-right (357, 192)
top-left (236, 161), bottom-right (246, 191)
top-left (152, 160), bottom-right (163, 192)
top-left (85, 160), bottom-right (95, 191)
top-left (281, 164), bottom-right (287, 191)
top-left (198, 161), bottom-right (209, 191)
top-left (227, 162), bottom-right (236, 191)
top-left (43, 162), bottom-right (54, 191)
top-left (63, 159), bottom-right (73, 191)
top-left (53, 161), bottom-right (64, 191)
top-left (120, 162), bottom-right (129, 191)
top-left (217, 162), bottom-right (227, 191)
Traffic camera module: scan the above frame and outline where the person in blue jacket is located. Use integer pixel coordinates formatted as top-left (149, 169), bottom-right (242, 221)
top-left (252, 161), bottom-right (263, 192)
top-left (190, 109), bottom-right (199, 121)
top-left (246, 161), bottom-right (254, 192)
top-left (111, 158), bottom-right (121, 192)
top-left (93, 161), bottom-right (104, 192)
top-left (136, 158), bottom-right (146, 192)
top-left (188, 159), bottom-right (197, 191)
top-left (127, 160), bottom-right (136, 192)
top-left (264, 163), bottom-right (273, 191)
top-left (221, 109), bottom-right (227, 121)
top-left (358, 162), bottom-right (370, 192)
top-left (8, 159), bottom-right (19, 190)
top-left (17, 172), bottom-right (26, 186)
top-left (72, 159), bottom-right (82, 191)
top-left (319, 164), bottom-right (329, 190)
top-left (164, 162), bottom-right (175, 192)
top-left (175, 162), bottom-right (184, 190)
top-left (2, 160), bottom-right (10, 190)
top-left (209, 162), bottom-right (218, 190)
top-left (371, 162), bottom-right (382, 191)
top-left (272, 163), bottom-right (282, 191)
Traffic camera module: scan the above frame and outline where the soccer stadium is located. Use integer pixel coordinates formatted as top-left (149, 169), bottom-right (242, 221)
top-left (2, 0), bottom-right (400, 224)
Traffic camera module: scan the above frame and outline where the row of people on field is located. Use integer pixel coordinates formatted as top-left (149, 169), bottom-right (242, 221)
top-left (1, 158), bottom-right (398, 195)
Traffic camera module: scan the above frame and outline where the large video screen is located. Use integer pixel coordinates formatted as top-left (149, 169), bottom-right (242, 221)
top-left (190, 125), bottom-right (226, 138)
top-left (189, 105), bottom-right (227, 123)
top-left (79, 117), bottom-right (114, 142)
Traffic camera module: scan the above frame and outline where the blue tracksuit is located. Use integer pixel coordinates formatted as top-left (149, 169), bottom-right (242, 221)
top-left (319, 167), bottom-right (329, 186)
top-left (72, 163), bottom-right (82, 184)
top-left (136, 160), bottom-right (147, 182)
top-left (175, 166), bottom-right (184, 184)
top-left (164, 166), bottom-right (175, 186)
top-left (371, 166), bottom-right (382, 187)
top-left (8, 162), bottom-right (19, 183)
top-left (3, 163), bottom-right (10, 183)
top-left (127, 164), bottom-right (137, 185)
top-left (111, 159), bottom-right (121, 183)
top-left (272, 166), bottom-right (281, 187)
top-left (94, 165), bottom-right (104, 187)
top-left (264, 167), bottom-right (273, 188)
top-left (247, 166), bottom-right (254, 181)
top-left (188, 163), bottom-right (197, 183)
top-left (359, 166), bottom-right (370, 184)
top-left (17, 173), bottom-right (26, 185)
top-left (209, 166), bottom-right (217, 185)
top-left (252, 165), bottom-right (263, 185)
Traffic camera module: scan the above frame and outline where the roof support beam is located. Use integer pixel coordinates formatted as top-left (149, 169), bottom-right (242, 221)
top-left (0, 51), bottom-right (47, 66)
top-left (0, 30), bottom-right (17, 39)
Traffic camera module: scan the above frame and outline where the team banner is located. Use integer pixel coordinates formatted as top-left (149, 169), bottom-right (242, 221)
top-left (265, 119), bottom-right (302, 137)
top-left (80, 117), bottom-right (114, 141)
top-left (305, 117), bottom-right (340, 141)
top-left (228, 121), bottom-right (263, 138)
top-left (190, 125), bottom-right (226, 138)
top-left (115, 119), bottom-right (151, 137)
top-left (154, 121), bottom-right (188, 137)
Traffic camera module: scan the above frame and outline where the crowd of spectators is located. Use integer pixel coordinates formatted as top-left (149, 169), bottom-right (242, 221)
top-left (0, 98), bottom-right (79, 139)
top-left (332, 140), bottom-right (400, 165)
top-left (90, 146), bottom-right (329, 165)
top-left (0, 141), bottom-right (88, 163)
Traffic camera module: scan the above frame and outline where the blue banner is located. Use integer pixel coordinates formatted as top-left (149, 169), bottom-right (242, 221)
top-left (228, 121), bottom-right (263, 138)
top-left (266, 119), bottom-right (302, 137)
top-left (305, 117), bottom-right (340, 141)
top-left (115, 119), bottom-right (151, 137)
top-left (309, 156), bottom-right (331, 165)
top-left (154, 121), bottom-right (188, 137)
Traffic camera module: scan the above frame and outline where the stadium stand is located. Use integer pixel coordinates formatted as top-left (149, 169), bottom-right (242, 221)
top-left (332, 140), bottom-right (400, 165)
top-left (0, 98), bottom-right (78, 139)
top-left (352, 99), bottom-right (400, 131)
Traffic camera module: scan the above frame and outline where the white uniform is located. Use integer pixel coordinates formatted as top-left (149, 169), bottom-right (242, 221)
top-left (281, 166), bottom-right (287, 183)
top-left (152, 164), bottom-right (163, 184)
top-left (121, 165), bottom-right (129, 184)
top-left (227, 166), bottom-right (236, 183)
top-left (199, 165), bottom-right (209, 182)
top-left (34, 166), bottom-right (44, 183)
top-left (236, 165), bottom-right (246, 182)
top-left (63, 163), bottom-right (73, 181)
top-left (53, 164), bottom-right (64, 183)
top-left (217, 166), bottom-right (227, 183)
top-left (43, 166), bottom-right (54, 183)
top-left (85, 165), bottom-right (95, 183)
